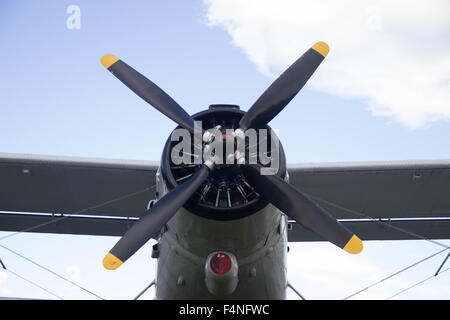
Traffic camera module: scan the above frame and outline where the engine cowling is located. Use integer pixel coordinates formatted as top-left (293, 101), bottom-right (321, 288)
top-left (160, 105), bottom-right (287, 221)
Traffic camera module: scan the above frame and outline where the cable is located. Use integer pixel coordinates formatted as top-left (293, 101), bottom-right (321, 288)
top-left (0, 243), bottom-right (104, 300)
top-left (0, 185), bottom-right (156, 300)
top-left (287, 281), bottom-right (306, 300)
top-left (434, 251), bottom-right (449, 276)
top-left (0, 185), bottom-right (155, 242)
top-left (343, 247), bottom-right (449, 300)
top-left (306, 193), bottom-right (450, 249)
top-left (304, 191), bottom-right (450, 300)
top-left (134, 280), bottom-right (155, 300)
top-left (386, 267), bottom-right (450, 300)
top-left (1, 267), bottom-right (64, 300)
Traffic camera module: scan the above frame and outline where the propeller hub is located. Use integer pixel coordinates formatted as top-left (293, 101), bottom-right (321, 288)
top-left (161, 107), bottom-right (287, 221)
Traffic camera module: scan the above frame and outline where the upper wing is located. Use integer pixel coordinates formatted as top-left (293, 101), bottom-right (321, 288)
top-left (1, 154), bottom-right (449, 241)
top-left (0, 153), bottom-right (159, 236)
top-left (287, 160), bottom-right (450, 242)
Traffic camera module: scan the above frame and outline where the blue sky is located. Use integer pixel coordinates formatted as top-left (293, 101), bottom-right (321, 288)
top-left (0, 0), bottom-right (449, 299)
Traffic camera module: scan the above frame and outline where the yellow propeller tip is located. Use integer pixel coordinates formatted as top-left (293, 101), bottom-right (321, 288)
top-left (312, 41), bottom-right (330, 57)
top-left (101, 54), bottom-right (119, 69)
top-left (103, 252), bottom-right (123, 270)
top-left (343, 235), bottom-right (363, 254)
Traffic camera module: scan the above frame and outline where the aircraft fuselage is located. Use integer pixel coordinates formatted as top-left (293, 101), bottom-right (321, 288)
top-left (154, 202), bottom-right (288, 299)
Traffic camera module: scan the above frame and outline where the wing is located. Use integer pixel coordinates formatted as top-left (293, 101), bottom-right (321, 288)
top-left (287, 160), bottom-right (450, 241)
top-left (2, 154), bottom-right (449, 241)
top-left (0, 153), bottom-right (159, 236)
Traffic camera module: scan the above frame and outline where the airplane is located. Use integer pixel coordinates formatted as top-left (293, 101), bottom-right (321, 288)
top-left (0, 41), bottom-right (449, 299)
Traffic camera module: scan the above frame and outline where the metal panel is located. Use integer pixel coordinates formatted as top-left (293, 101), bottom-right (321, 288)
top-left (287, 160), bottom-right (450, 219)
top-left (0, 153), bottom-right (159, 218)
top-left (1, 155), bottom-right (450, 240)
top-left (288, 219), bottom-right (450, 241)
top-left (0, 212), bottom-right (137, 237)
top-left (2, 212), bottom-right (449, 241)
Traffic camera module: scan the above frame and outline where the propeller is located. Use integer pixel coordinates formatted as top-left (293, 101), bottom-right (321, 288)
top-left (241, 164), bottom-right (363, 254)
top-left (103, 165), bottom-right (210, 270)
top-left (238, 41), bottom-right (329, 131)
top-left (100, 41), bottom-right (362, 271)
top-left (239, 41), bottom-right (362, 253)
top-left (101, 54), bottom-right (196, 134)
top-left (101, 54), bottom-right (209, 269)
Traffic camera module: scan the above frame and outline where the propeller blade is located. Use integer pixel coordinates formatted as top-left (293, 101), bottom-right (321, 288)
top-left (103, 165), bottom-right (210, 270)
top-left (101, 54), bottom-right (196, 134)
top-left (239, 42), bottom-right (329, 131)
top-left (241, 164), bottom-right (363, 254)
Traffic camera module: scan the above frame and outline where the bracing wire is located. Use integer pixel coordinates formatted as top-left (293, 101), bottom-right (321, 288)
top-left (343, 247), bottom-right (449, 300)
top-left (1, 256), bottom-right (63, 299)
top-left (306, 192), bottom-right (449, 249)
top-left (386, 267), bottom-right (450, 300)
top-left (2, 268), bottom-right (64, 300)
top-left (0, 243), bottom-right (104, 300)
top-left (301, 192), bottom-right (450, 300)
top-left (0, 185), bottom-right (155, 242)
top-left (0, 185), bottom-right (156, 300)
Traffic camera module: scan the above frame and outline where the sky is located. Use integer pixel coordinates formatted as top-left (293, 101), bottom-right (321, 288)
top-left (0, 0), bottom-right (449, 300)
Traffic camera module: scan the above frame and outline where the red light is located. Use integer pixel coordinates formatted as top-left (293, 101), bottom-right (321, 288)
top-left (210, 252), bottom-right (232, 275)
top-left (222, 134), bottom-right (227, 141)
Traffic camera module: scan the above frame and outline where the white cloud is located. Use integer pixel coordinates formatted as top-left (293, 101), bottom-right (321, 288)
top-left (203, 0), bottom-right (450, 129)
